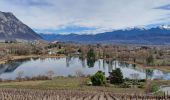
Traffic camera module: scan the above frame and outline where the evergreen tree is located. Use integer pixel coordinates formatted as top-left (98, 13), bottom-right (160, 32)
top-left (109, 68), bottom-right (124, 84)
top-left (146, 55), bottom-right (154, 65)
top-left (87, 48), bottom-right (96, 67)
top-left (87, 48), bottom-right (95, 60)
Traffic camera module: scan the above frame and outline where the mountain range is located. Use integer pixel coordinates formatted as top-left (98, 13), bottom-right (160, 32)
top-left (0, 11), bottom-right (170, 45)
top-left (0, 11), bottom-right (42, 42)
top-left (40, 26), bottom-right (170, 45)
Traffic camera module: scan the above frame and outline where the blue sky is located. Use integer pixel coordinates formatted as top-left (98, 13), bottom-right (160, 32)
top-left (0, 0), bottom-right (170, 34)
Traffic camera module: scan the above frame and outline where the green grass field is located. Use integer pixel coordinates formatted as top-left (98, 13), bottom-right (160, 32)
top-left (0, 77), bottom-right (145, 93)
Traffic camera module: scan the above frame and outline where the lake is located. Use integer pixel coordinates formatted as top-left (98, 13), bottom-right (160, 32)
top-left (0, 57), bottom-right (170, 80)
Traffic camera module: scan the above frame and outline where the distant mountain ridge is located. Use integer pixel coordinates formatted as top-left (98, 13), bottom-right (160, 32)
top-left (40, 26), bottom-right (170, 45)
top-left (0, 11), bottom-right (42, 42)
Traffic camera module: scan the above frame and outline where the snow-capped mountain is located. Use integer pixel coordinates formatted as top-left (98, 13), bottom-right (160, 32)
top-left (40, 26), bottom-right (170, 45)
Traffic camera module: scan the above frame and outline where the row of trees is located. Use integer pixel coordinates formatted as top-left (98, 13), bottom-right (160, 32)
top-left (81, 47), bottom-right (155, 68)
top-left (78, 45), bottom-right (158, 66)
top-left (0, 43), bottom-right (46, 56)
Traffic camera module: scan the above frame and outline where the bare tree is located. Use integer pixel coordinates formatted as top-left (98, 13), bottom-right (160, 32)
top-left (46, 70), bottom-right (55, 79)
top-left (16, 71), bottom-right (24, 81)
top-left (75, 69), bottom-right (84, 77)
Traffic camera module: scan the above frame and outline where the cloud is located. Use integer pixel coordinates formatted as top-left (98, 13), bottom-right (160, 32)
top-left (34, 26), bottom-right (97, 34)
top-left (0, 0), bottom-right (170, 34)
top-left (9, 0), bottom-right (53, 7)
top-left (155, 4), bottom-right (170, 10)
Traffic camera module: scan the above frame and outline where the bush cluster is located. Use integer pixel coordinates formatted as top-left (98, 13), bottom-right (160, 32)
top-left (90, 68), bottom-right (124, 86)
top-left (90, 71), bottom-right (106, 86)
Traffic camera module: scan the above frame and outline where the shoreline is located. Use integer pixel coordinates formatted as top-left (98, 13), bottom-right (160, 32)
top-left (0, 54), bottom-right (66, 64)
top-left (0, 55), bottom-right (170, 72)
top-left (125, 61), bottom-right (170, 72)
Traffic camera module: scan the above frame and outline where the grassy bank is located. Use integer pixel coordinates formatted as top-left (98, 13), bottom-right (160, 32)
top-left (0, 77), bottom-right (145, 94)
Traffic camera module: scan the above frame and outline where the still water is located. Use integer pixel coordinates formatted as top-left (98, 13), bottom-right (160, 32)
top-left (0, 57), bottom-right (169, 80)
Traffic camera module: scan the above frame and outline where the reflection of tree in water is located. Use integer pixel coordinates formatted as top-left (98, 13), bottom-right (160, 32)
top-left (87, 48), bottom-right (96, 68)
top-left (98, 60), bottom-right (101, 69)
top-left (66, 56), bottom-right (72, 67)
top-left (108, 60), bottom-right (113, 73)
top-left (132, 64), bottom-right (136, 69)
top-left (105, 59), bottom-right (114, 72)
top-left (31, 57), bottom-right (39, 61)
top-left (66, 56), bottom-right (78, 67)
top-left (79, 57), bottom-right (86, 68)
top-left (113, 61), bottom-right (117, 68)
top-left (116, 61), bottom-right (146, 74)
top-left (39, 58), bottom-right (46, 61)
top-left (118, 61), bottom-right (129, 68)
top-left (87, 59), bottom-right (95, 68)
top-left (103, 59), bottom-right (106, 70)
top-left (145, 69), bottom-right (154, 79)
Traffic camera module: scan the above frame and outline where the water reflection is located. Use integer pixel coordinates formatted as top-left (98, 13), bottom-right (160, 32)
top-left (146, 69), bottom-right (154, 79)
top-left (0, 58), bottom-right (31, 74)
top-left (0, 57), bottom-right (169, 80)
top-left (66, 56), bottom-right (72, 67)
top-left (87, 59), bottom-right (95, 68)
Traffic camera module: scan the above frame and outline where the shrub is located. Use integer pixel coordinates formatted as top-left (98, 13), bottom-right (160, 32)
top-left (151, 84), bottom-right (159, 93)
top-left (86, 81), bottom-right (92, 86)
top-left (109, 68), bottom-right (124, 84)
top-left (138, 79), bottom-right (146, 82)
top-left (124, 78), bottom-right (130, 82)
top-left (90, 71), bottom-right (106, 86)
top-left (119, 82), bottom-right (131, 88)
top-left (138, 84), bottom-right (144, 88)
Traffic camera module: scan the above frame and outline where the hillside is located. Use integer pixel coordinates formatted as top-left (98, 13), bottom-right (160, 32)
top-left (0, 11), bottom-right (42, 42)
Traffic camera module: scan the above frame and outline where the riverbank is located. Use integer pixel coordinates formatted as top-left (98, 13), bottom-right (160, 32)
top-left (0, 54), bottom-right (65, 65)
top-left (125, 61), bottom-right (170, 72)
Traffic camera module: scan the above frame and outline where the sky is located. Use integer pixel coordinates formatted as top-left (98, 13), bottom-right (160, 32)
top-left (0, 0), bottom-right (170, 34)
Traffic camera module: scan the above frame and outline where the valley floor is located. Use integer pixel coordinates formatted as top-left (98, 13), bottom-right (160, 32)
top-left (0, 77), bottom-right (169, 100)
top-left (0, 77), bottom-right (169, 93)
top-left (0, 77), bottom-right (144, 93)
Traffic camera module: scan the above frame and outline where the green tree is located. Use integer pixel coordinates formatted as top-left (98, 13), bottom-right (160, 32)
top-left (146, 55), bottom-right (154, 65)
top-left (87, 48), bottom-right (95, 60)
top-left (87, 48), bottom-right (96, 67)
top-left (90, 71), bottom-right (106, 86)
top-left (109, 68), bottom-right (124, 84)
